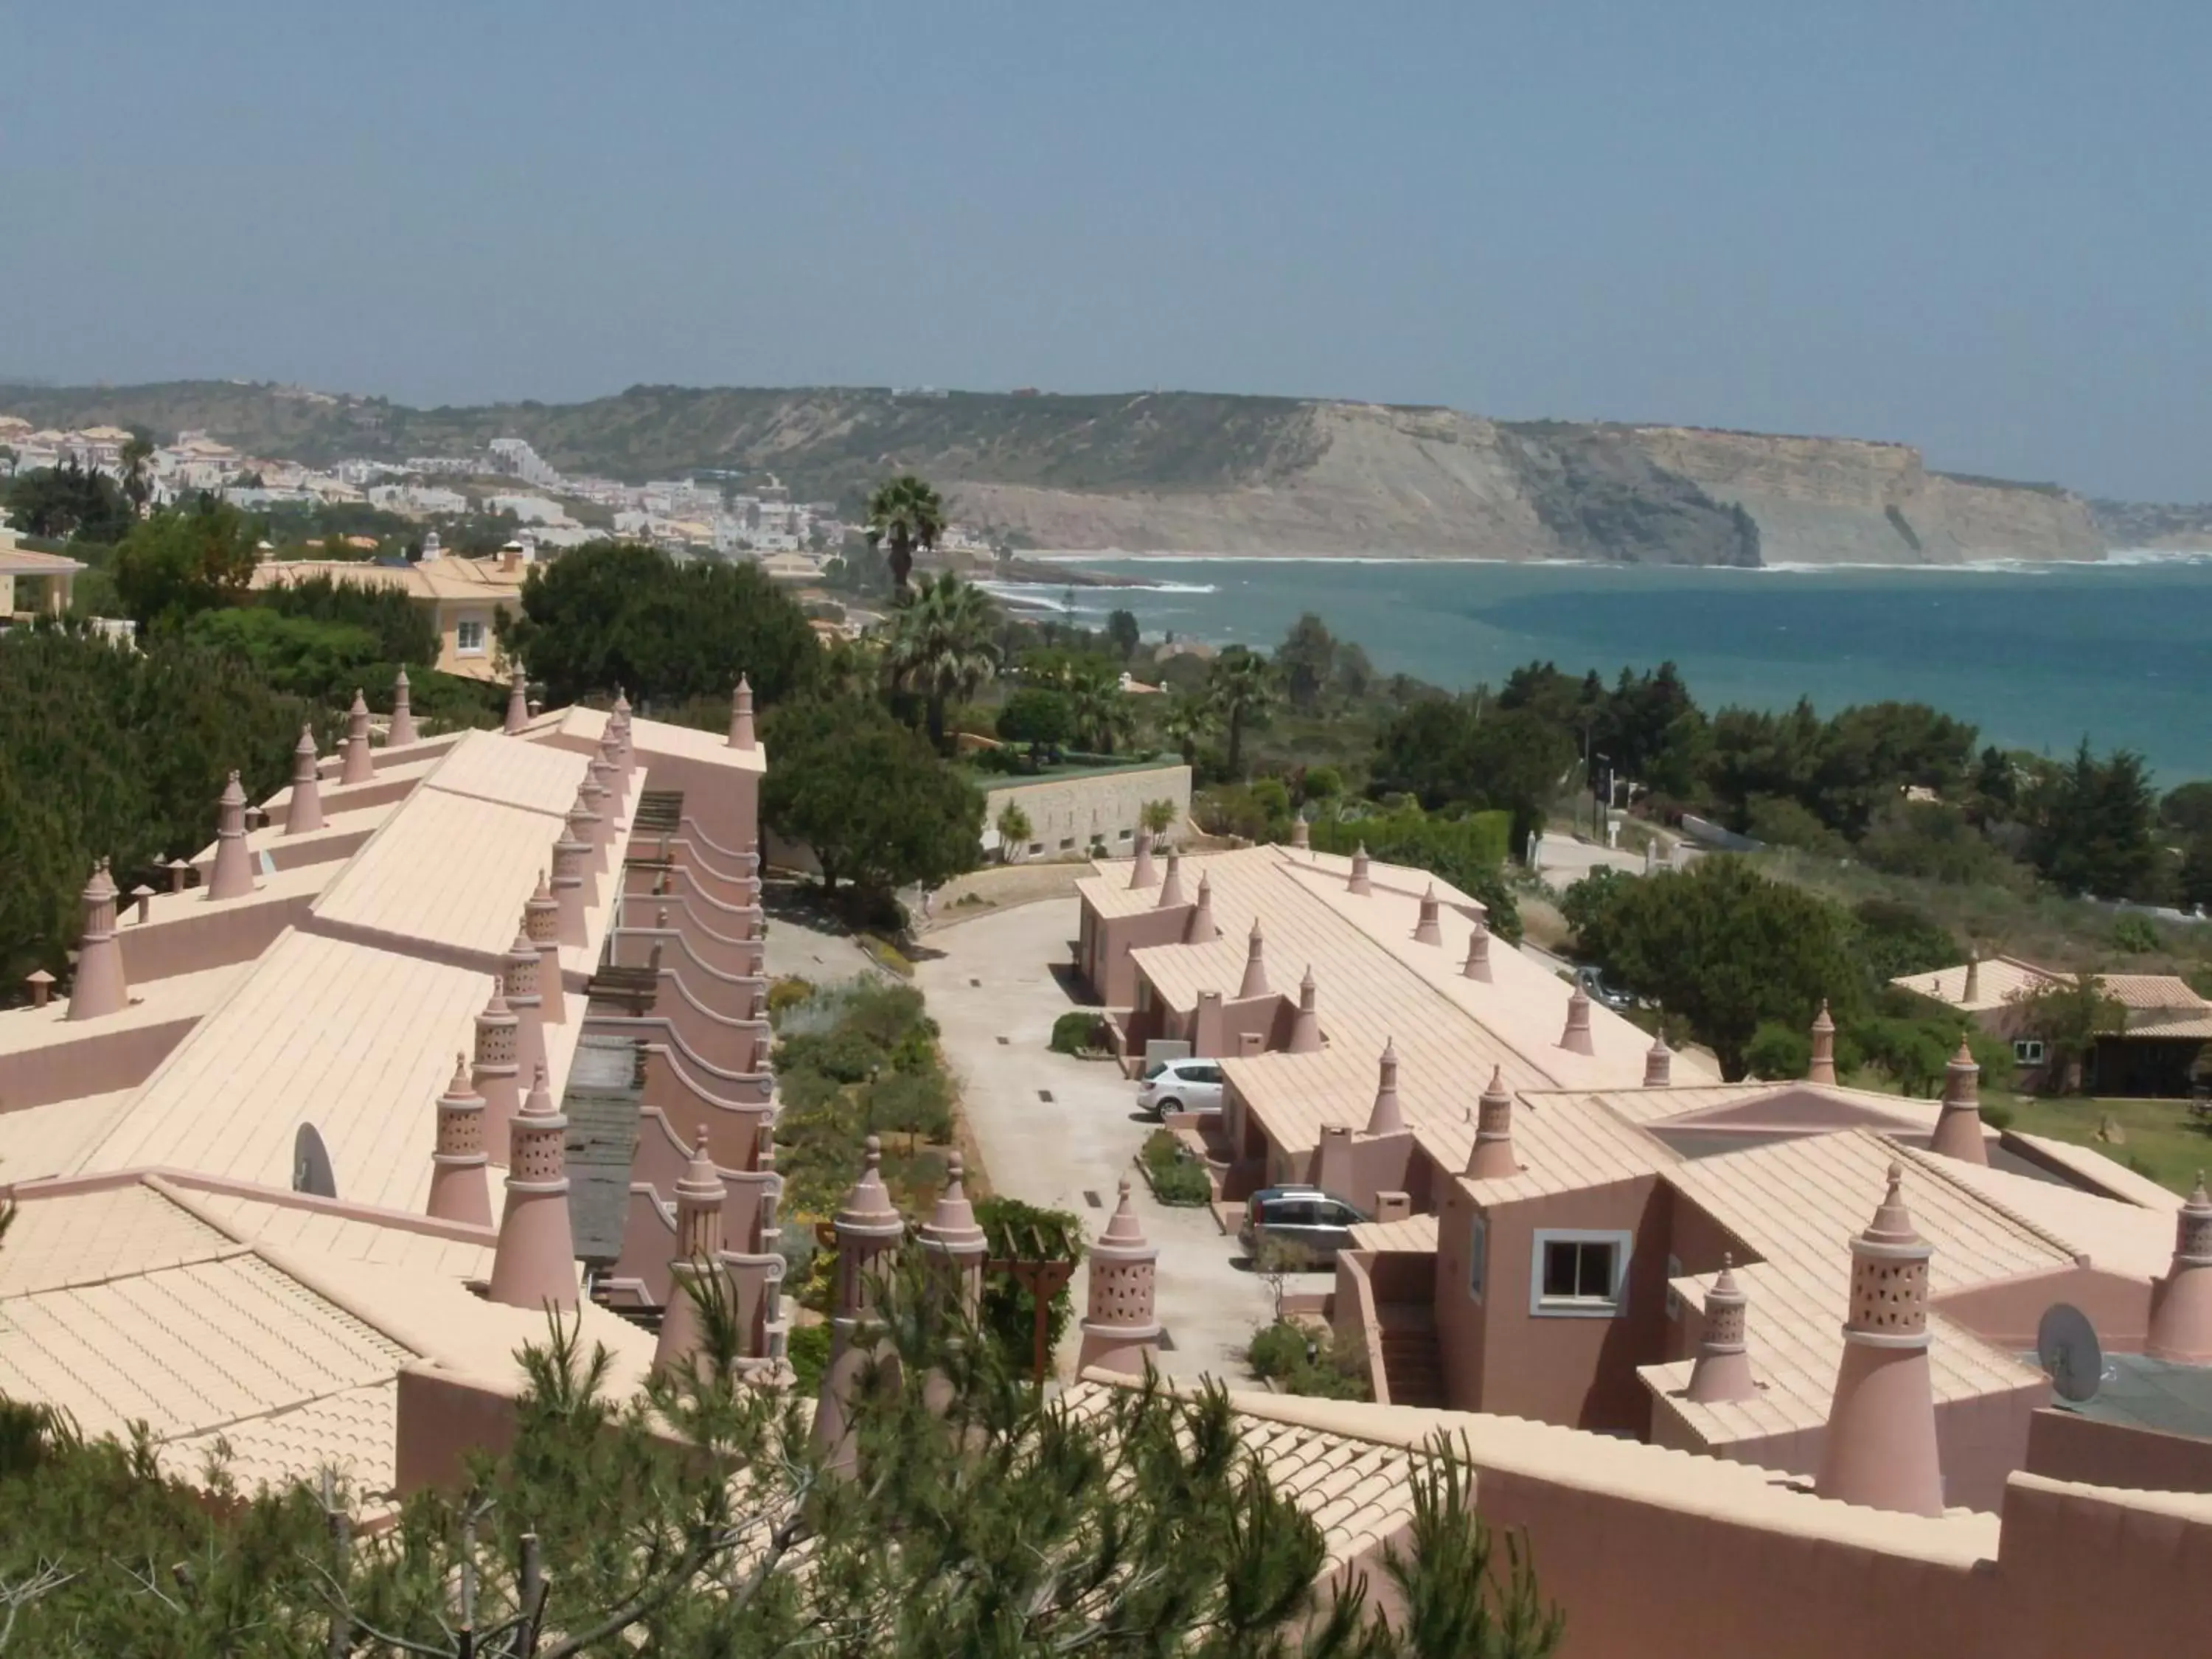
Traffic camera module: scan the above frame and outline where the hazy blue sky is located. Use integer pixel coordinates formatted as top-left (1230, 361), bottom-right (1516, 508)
top-left (4, 4), bottom-right (2208, 498)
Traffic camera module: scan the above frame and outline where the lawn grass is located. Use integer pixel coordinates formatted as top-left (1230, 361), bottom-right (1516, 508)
top-left (2000, 1095), bottom-right (2212, 1195)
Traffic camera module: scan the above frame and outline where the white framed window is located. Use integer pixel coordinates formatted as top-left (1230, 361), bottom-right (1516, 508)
top-left (1469, 1214), bottom-right (1488, 1302)
top-left (1118, 827), bottom-right (1134, 841)
top-left (2014, 1038), bottom-right (2045, 1065)
top-left (455, 615), bottom-right (488, 654)
top-left (1529, 1228), bottom-right (1633, 1318)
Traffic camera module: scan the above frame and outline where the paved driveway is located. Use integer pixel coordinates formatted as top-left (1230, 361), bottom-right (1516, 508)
top-left (914, 898), bottom-right (1277, 1385)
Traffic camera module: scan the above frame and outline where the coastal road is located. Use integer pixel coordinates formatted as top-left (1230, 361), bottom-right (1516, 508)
top-left (912, 897), bottom-right (1276, 1385)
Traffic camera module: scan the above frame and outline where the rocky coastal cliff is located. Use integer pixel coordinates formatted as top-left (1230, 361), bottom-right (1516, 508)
top-left (0, 380), bottom-right (2116, 566)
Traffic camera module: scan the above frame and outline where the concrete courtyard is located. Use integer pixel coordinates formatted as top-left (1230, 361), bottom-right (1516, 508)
top-left (912, 896), bottom-right (1278, 1385)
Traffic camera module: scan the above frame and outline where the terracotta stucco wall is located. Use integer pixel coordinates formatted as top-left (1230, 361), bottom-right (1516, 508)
top-left (1467, 1178), bottom-right (1672, 1435)
top-left (115, 893), bottom-right (316, 985)
top-left (983, 765), bottom-right (1191, 860)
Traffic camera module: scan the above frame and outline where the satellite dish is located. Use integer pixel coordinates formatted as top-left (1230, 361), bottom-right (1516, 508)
top-left (292, 1122), bottom-right (337, 1200)
top-left (2037, 1304), bottom-right (2104, 1403)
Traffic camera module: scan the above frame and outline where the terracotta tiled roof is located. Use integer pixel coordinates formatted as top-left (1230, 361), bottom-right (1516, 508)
top-left (0, 545), bottom-right (86, 576)
top-left (1079, 1374), bottom-right (2005, 1559)
top-left (157, 1380), bottom-right (397, 1495)
top-left (2001, 1132), bottom-right (2187, 1210)
top-left (310, 785), bottom-right (576, 961)
top-left (1060, 1377), bottom-right (1421, 1567)
top-left (1894, 957), bottom-right (2212, 1023)
top-left (0, 1090), bottom-right (139, 1184)
top-left (1091, 845), bottom-right (1711, 1165)
top-left (1348, 1212), bottom-right (1442, 1253)
top-left (1891, 955), bottom-right (2051, 1013)
top-left (1644, 1133), bottom-right (2059, 1446)
top-left (0, 1248), bottom-right (411, 1444)
top-left (72, 930), bottom-right (591, 1210)
top-left (0, 1178), bottom-right (232, 1298)
top-left (533, 704), bottom-right (768, 776)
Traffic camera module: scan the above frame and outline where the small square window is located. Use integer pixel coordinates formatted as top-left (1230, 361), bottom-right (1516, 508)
top-left (455, 618), bottom-right (487, 653)
top-left (1059, 838), bottom-right (1075, 851)
top-left (1530, 1229), bottom-right (1632, 1318)
top-left (2013, 1038), bottom-right (2045, 1065)
top-left (1118, 828), bottom-right (1134, 841)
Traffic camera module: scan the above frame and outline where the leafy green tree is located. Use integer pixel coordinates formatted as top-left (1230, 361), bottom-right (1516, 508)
top-left (1065, 658), bottom-right (1134, 754)
top-left (1846, 898), bottom-right (1958, 984)
top-left (863, 472), bottom-right (946, 593)
top-left (1307, 805), bottom-right (1522, 943)
top-left (762, 695), bottom-right (983, 901)
top-left (254, 570), bottom-right (439, 664)
top-left (1275, 611), bottom-right (1338, 713)
top-left (2160, 779), bottom-right (2212, 838)
top-left (504, 540), bottom-right (818, 709)
top-left (1208, 646), bottom-right (1277, 778)
top-left (2177, 831), bottom-right (2212, 912)
top-left (2024, 740), bottom-right (2161, 899)
top-left (882, 572), bottom-right (1001, 751)
top-left (996, 686), bottom-right (1071, 751)
top-left (1566, 857), bottom-right (1859, 1079)
top-left (1105, 607), bottom-right (1142, 660)
top-left (1161, 689), bottom-right (1211, 765)
top-left (0, 626), bottom-right (329, 995)
top-left (110, 497), bottom-right (260, 630)
top-left (118, 428), bottom-right (156, 515)
top-left (2, 462), bottom-right (133, 543)
top-left (1301, 765), bottom-right (1343, 803)
top-left (182, 607), bottom-right (385, 702)
top-left (2008, 970), bottom-right (2129, 1093)
top-left (1372, 700), bottom-right (1573, 858)
top-left (1141, 797), bottom-right (1180, 835)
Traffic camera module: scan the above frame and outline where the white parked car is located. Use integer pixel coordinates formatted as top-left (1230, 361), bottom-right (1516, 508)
top-left (1136, 1057), bottom-right (1225, 1117)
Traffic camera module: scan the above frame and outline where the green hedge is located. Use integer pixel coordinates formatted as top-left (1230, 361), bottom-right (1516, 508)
top-left (1141, 1129), bottom-right (1212, 1206)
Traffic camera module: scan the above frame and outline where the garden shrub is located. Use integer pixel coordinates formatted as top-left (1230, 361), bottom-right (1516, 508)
top-left (1244, 1320), bottom-right (1370, 1401)
top-left (1141, 1128), bottom-right (1213, 1205)
top-left (1049, 1010), bottom-right (1108, 1055)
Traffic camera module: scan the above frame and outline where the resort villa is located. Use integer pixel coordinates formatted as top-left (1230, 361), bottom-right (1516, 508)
top-left (1065, 830), bottom-right (2212, 1650)
top-left (248, 529), bottom-right (532, 680)
top-left (4, 681), bottom-right (2208, 1653)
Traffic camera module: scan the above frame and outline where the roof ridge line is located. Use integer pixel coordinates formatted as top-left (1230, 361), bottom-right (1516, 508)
top-left (1889, 1138), bottom-right (2088, 1267)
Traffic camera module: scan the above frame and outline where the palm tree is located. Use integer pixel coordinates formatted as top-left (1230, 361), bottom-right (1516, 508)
top-left (1066, 661), bottom-right (1134, 755)
top-left (883, 572), bottom-right (1001, 752)
top-left (1208, 647), bottom-right (1277, 778)
top-left (1161, 692), bottom-right (1210, 766)
top-left (865, 473), bottom-right (947, 594)
top-left (119, 430), bottom-right (156, 516)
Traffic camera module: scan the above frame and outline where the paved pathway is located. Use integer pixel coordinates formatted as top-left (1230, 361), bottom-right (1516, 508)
top-left (912, 897), bottom-right (1278, 1385)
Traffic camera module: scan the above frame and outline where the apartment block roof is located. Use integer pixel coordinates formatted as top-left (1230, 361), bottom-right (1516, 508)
top-left (1088, 844), bottom-right (1711, 1165)
top-left (0, 961), bottom-right (248, 1060)
top-left (1894, 954), bottom-right (2212, 1026)
top-left (0, 1174), bottom-right (653, 1496)
top-left (532, 703), bottom-right (768, 777)
top-left (250, 556), bottom-right (523, 605)
top-left (1060, 1376), bottom-right (1422, 1570)
top-left (1082, 1371), bottom-right (2005, 1567)
top-left (1643, 1133), bottom-right (2070, 1445)
top-left (70, 930), bottom-right (586, 1210)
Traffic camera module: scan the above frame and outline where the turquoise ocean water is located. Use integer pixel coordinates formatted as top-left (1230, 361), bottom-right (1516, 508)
top-left (984, 557), bottom-right (2212, 784)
